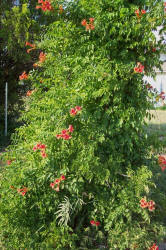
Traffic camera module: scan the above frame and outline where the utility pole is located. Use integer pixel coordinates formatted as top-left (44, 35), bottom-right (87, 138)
top-left (5, 82), bottom-right (8, 136)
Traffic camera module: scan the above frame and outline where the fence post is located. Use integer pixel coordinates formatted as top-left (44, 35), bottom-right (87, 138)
top-left (5, 82), bottom-right (8, 136)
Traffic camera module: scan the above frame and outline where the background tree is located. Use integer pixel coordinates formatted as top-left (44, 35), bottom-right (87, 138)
top-left (0, 0), bottom-right (57, 142)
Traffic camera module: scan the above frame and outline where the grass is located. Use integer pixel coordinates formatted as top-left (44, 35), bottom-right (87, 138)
top-left (146, 110), bottom-right (166, 247)
top-left (145, 110), bottom-right (166, 154)
top-left (148, 110), bottom-right (166, 133)
top-left (0, 134), bottom-right (11, 167)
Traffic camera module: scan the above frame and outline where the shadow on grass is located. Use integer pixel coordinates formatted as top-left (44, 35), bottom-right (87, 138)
top-left (147, 123), bottom-right (166, 134)
top-left (0, 135), bottom-right (11, 152)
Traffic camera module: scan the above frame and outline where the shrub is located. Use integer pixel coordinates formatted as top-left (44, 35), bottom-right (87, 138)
top-left (0, 0), bottom-right (166, 249)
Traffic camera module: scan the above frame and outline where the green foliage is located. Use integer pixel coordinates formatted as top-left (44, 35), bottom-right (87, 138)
top-left (0, 1), bottom-right (36, 139)
top-left (0, 0), bottom-right (166, 249)
top-left (0, 0), bottom-right (58, 138)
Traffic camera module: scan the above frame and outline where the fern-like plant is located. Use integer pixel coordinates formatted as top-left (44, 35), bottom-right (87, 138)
top-left (55, 196), bottom-right (72, 226)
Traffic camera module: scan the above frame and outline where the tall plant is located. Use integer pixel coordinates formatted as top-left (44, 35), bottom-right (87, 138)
top-left (0, 0), bottom-right (166, 249)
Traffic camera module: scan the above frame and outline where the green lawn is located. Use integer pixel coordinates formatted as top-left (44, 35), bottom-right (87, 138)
top-left (148, 110), bottom-right (166, 130)
top-left (146, 110), bottom-right (166, 154)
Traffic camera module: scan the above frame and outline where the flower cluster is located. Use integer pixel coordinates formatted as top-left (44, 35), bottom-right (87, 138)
top-left (90, 220), bottom-right (100, 226)
top-left (33, 142), bottom-right (47, 158)
top-left (59, 5), bottom-right (64, 14)
top-left (36, 0), bottom-right (53, 11)
top-left (39, 52), bottom-right (46, 63)
top-left (134, 62), bottom-right (144, 73)
top-left (26, 90), bottom-right (34, 97)
top-left (140, 198), bottom-right (155, 211)
top-left (156, 91), bottom-right (165, 102)
top-left (81, 18), bottom-right (95, 31)
top-left (70, 106), bottom-right (82, 116)
top-left (19, 71), bottom-right (28, 80)
top-left (25, 41), bottom-right (36, 53)
top-left (152, 47), bottom-right (156, 52)
top-left (164, 2), bottom-right (166, 12)
top-left (7, 160), bottom-right (12, 165)
top-left (33, 52), bottom-right (46, 67)
top-left (10, 185), bottom-right (28, 196)
top-left (56, 125), bottom-right (74, 140)
top-left (135, 9), bottom-right (146, 18)
top-left (50, 175), bottom-right (66, 192)
top-left (149, 243), bottom-right (159, 250)
top-left (158, 155), bottom-right (166, 171)
top-left (33, 63), bottom-right (38, 68)
top-left (159, 91), bottom-right (165, 100)
top-left (17, 186), bottom-right (28, 196)
top-left (146, 84), bottom-right (153, 90)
